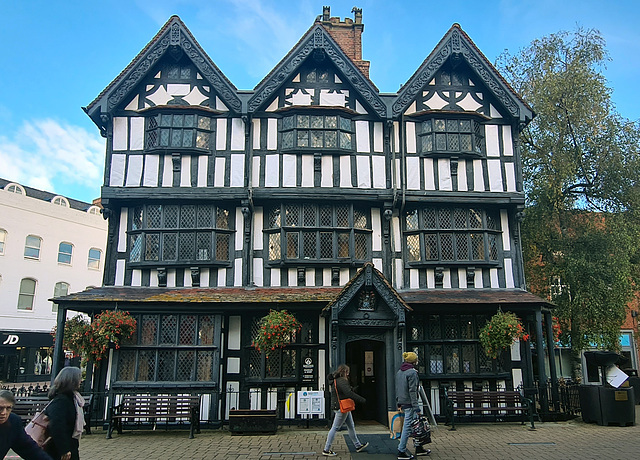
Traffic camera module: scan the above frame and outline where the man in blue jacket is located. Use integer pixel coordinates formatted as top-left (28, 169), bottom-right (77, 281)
top-left (395, 352), bottom-right (430, 459)
top-left (0, 390), bottom-right (53, 460)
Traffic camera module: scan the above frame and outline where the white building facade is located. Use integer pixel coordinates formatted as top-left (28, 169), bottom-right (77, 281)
top-left (0, 178), bottom-right (107, 383)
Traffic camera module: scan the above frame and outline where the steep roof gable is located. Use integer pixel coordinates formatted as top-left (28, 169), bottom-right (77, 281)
top-left (393, 24), bottom-right (533, 122)
top-left (248, 24), bottom-right (386, 118)
top-left (84, 16), bottom-right (241, 127)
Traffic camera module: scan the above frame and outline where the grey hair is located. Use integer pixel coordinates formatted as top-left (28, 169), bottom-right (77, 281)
top-left (48, 366), bottom-right (82, 398)
top-left (0, 389), bottom-right (15, 405)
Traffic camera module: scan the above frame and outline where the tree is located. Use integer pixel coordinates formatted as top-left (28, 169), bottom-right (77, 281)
top-left (497, 28), bottom-right (640, 378)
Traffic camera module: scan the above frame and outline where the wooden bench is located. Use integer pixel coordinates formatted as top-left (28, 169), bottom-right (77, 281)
top-left (13, 394), bottom-right (94, 434)
top-left (107, 394), bottom-right (201, 439)
top-left (444, 389), bottom-right (534, 430)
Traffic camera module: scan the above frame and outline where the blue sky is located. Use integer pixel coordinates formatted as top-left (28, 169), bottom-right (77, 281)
top-left (1, 0), bottom-right (638, 203)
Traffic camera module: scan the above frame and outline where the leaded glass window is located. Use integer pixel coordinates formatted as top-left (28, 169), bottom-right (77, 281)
top-left (128, 204), bottom-right (232, 266)
top-left (146, 112), bottom-right (212, 151)
top-left (280, 114), bottom-right (353, 151)
top-left (403, 207), bottom-right (501, 265)
top-left (419, 118), bottom-right (484, 155)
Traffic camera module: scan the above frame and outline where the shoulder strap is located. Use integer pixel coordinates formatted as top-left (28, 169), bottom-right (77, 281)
top-left (333, 378), bottom-right (341, 399)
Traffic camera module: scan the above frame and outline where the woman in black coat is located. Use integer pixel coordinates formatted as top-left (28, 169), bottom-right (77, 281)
top-left (44, 367), bottom-right (84, 460)
top-left (0, 390), bottom-right (52, 460)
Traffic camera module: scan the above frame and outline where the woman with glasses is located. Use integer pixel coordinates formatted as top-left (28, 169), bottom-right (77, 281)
top-left (0, 389), bottom-right (53, 459)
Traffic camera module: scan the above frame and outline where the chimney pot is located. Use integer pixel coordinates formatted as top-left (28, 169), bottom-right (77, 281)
top-left (323, 6), bottom-right (330, 22)
top-left (352, 7), bottom-right (362, 24)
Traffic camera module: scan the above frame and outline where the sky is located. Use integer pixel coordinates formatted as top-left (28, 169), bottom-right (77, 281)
top-left (1, 0), bottom-right (638, 203)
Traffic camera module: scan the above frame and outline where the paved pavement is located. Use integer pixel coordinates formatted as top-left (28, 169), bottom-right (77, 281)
top-left (6, 411), bottom-right (640, 459)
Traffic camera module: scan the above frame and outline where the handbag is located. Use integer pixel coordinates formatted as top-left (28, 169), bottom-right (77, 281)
top-left (334, 379), bottom-right (356, 413)
top-left (25, 401), bottom-right (53, 448)
top-left (410, 415), bottom-right (432, 444)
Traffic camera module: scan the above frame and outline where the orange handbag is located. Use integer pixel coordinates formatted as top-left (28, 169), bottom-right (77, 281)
top-left (334, 379), bottom-right (355, 413)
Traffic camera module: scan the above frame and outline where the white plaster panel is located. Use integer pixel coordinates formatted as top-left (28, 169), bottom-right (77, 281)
top-left (474, 268), bottom-right (483, 288)
top-left (109, 154), bottom-right (126, 186)
top-left (265, 98), bottom-right (278, 112)
top-left (283, 154), bottom-right (296, 187)
top-left (267, 118), bottom-right (277, 150)
top-left (490, 104), bottom-right (502, 118)
top-left (166, 83), bottom-right (190, 96)
top-left (504, 258), bottom-right (515, 288)
top-left (113, 117), bottom-right (128, 151)
top-left (217, 267), bottom-right (227, 287)
top-left (180, 156), bottom-right (191, 187)
top-left (115, 260), bottom-right (126, 286)
top-left (253, 258), bottom-right (264, 287)
top-left (487, 159), bottom-right (503, 192)
top-left (392, 216), bottom-right (401, 252)
top-left (443, 269), bottom-right (451, 288)
top-left (372, 208), bottom-right (382, 252)
top-left (405, 121), bottom-right (416, 154)
top-left (227, 357), bottom-right (240, 374)
top-left (265, 155), bottom-right (280, 187)
top-left (457, 159), bottom-right (467, 191)
top-left (253, 207), bottom-right (264, 250)
top-left (502, 125), bottom-right (514, 156)
top-left (230, 154), bottom-right (245, 187)
top-left (305, 268), bottom-right (314, 287)
top-left (423, 158), bottom-right (435, 190)
top-left (490, 268), bottom-right (499, 288)
top-left (167, 269), bottom-right (176, 288)
top-left (340, 268), bottom-right (350, 286)
top-left (356, 121), bottom-right (370, 153)
top-left (252, 119), bottom-right (261, 150)
top-left (270, 268), bottom-right (281, 287)
top-left (183, 86), bottom-right (207, 106)
top-left (234, 258), bottom-right (242, 286)
top-left (321, 155), bottom-right (333, 187)
top-left (118, 207), bottom-right (128, 252)
top-left (500, 210), bottom-right (511, 251)
top-left (406, 157), bottom-right (420, 190)
top-left (197, 155), bottom-right (208, 187)
top-left (288, 268), bottom-right (297, 287)
top-left (393, 122), bottom-right (400, 153)
top-left (427, 269), bottom-right (435, 289)
top-left (216, 119), bottom-right (227, 151)
top-left (394, 259), bottom-right (403, 289)
top-left (405, 101), bottom-right (416, 115)
top-left (230, 118), bottom-right (245, 151)
top-left (373, 258), bottom-right (382, 272)
top-left (162, 154), bottom-right (173, 187)
top-left (322, 268), bottom-right (332, 287)
top-left (512, 368), bottom-right (523, 389)
top-left (356, 156), bottom-right (371, 188)
top-left (124, 95), bottom-right (139, 111)
top-left (424, 92), bottom-right (448, 109)
top-left (320, 90), bottom-right (346, 106)
top-left (216, 96), bottom-right (228, 111)
top-left (438, 159), bottom-right (452, 191)
top-left (486, 125), bottom-right (500, 157)
top-left (129, 117), bottom-right (144, 151)
top-left (143, 155), bottom-right (159, 187)
top-left (228, 316), bottom-right (241, 350)
top-left (200, 268), bottom-right (210, 288)
top-left (146, 86), bottom-right (170, 106)
top-left (355, 99), bottom-right (367, 114)
top-left (252, 156), bottom-right (260, 187)
top-left (473, 159), bottom-right (485, 191)
top-left (214, 157), bottom-right (225, 187)
top-left (457, 268), bottom-right (467, 289)
top-left (395, 158), bottom-right (401, 188)
top-left (291, 89), bottom-right (313, 105)
top-left (505, 162), bottom-right (516, 192)
top-left (125, 155), bottom-right (143, 187)
top-left (340, 156), bottom-right (352, 187)
top-left (235, 208), bottom-right (244, 251)
top-left (183, 269), bottom-right (192, 287)
top-left (410, 269), bottom-right (419, 289)
top-left (372, 155), bottom-right (385, 189)
top-left (457, 93), bottom-right (482, 112)
top-left (301, 155), bottom-right (313, 187)
top-left (150, 269), bottom-right (159, 287)
top-left (373, 122), bottom-right (383, 152)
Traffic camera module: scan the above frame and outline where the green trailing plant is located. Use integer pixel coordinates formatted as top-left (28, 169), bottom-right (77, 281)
top-left (252, 309), bottom-right (302, 353)
top-left (479, 310), bottom-right (528, 359)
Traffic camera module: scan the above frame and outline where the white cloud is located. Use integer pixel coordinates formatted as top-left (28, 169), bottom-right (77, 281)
top-left (0, 119), bottom-right (104, 200)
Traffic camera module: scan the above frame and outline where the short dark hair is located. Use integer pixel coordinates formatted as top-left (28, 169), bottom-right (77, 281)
top-left (0, 389), bottom-right (15, 405)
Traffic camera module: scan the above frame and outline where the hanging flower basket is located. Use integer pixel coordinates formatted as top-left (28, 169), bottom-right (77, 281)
top-left (252, 309), bottom-right (302, 353)
top-left (479, 310), bottom-right (528, 359)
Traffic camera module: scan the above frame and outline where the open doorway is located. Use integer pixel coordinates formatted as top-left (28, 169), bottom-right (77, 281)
top-left (345, 339), bottom-right (387, 424)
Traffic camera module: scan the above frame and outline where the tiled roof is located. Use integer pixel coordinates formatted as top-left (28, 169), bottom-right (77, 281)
top-left (0, 177), bottom-right (95, 212)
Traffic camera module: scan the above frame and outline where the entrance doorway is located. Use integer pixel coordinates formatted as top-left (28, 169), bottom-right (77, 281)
top-left (345, 339), bottom-right (387, 424)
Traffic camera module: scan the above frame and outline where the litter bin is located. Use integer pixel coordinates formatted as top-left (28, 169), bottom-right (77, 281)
top-left (598, 387), bottom-right (635, 426)
top-left (578, 384), bottom-right (602, 424)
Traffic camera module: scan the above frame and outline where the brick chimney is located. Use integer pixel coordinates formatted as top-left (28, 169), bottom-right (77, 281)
top-left (317, 6), bottom-right (370, 78)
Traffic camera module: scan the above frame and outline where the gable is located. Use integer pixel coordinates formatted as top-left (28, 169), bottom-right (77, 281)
top-left (85, 16), bottom-right (241, 127)
top-left (249, 25), bottom-right (386, 118)
top-left (393, 24), bottom-right (533, 122)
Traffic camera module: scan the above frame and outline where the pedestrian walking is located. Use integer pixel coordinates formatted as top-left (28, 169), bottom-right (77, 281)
top-left (0, 390), bottom-right (53, 460)
top-left (396, 352), bottom-right (430, 459)
top-left (322, 364), bottom-right (369, 456)
top-left (44, 367), bottom-right (85, 460)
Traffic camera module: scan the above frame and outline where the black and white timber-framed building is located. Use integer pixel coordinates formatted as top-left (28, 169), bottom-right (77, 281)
top-left (54, 7), bottom-right (559, 425)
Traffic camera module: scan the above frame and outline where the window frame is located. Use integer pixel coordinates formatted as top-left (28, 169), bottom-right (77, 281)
top-left (57, 242), bottom-right (73, 265)
top-left (88, 248), bottom-right (102, 270)
top-left (24, 235), bottom-right (42, 260)
top-left (52, 282), bottom-right (70, 313)
top-left (4, 183), bottom-right (25, 194)
top-left (143, 108), bottom-right (214, 154)
top-left (17, 278), bottom-right (37, 311)
top-left (279, 111), bottom-right (354, 153)
top-left (412, 113), bottom-right (486, 158)
top-left (52, 196), bottom-right (69, 207)
top-left (0, 228), bottom-right (6, 255)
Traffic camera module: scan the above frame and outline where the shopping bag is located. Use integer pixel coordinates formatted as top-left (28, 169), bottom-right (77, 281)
top-left (388, 410), bottom-right (404, 439)
top-left (410, 415), bottom-right (432, 444)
